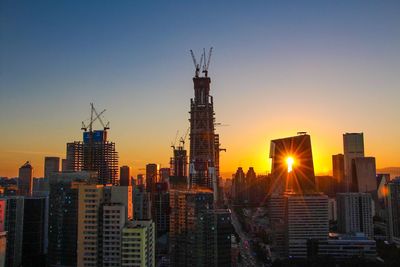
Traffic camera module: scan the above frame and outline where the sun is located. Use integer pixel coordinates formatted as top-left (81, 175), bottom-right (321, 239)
top-left (286, 156), bottom-right (294, 173)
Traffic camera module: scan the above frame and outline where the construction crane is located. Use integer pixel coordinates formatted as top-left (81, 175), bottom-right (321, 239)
top-left (202, 47), bottom-right (213, 77)
top-left (170, 130), bottom-right (179, 150)
top-left (190, 50), bottom-right (203, 78)
top-left (81, 103), bottom-right (110, 132)
top-left (179, 127), bottom-right (190, 148)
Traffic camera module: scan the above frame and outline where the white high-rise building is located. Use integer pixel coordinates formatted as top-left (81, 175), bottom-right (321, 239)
top-left (337, 193), bottom-right (373, 239)
top-left (286, 193), bottom-right (329, 258)
top-left (343, 133), bottom-right (364, 192)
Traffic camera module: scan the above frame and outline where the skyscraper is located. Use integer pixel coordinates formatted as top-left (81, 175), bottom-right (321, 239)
top-left (169, 189), bottom-right (214, 266)
top-left (146, 164), bottom-right (158, 192)
top-left (332, 154), bottom-right (344, 191)
top-left (337, 192), bottom-right (373, 239)
top-left (387, 177), bottom-right (400, 245)
top-left (121, 220), bottom-right (155, 267)
top-left (269, 134), bottom-right (316, 195)
top-left (188, 50), bottom-right (220, 203)
top-left (44, 157), bottom-right (60, 179)
top-left (120, 165), bottom-right (131, 186)
top-left (47, 171), bottom-right (93, 267)
top-left (286, 193), bottom-right (329, 258)
top-left (18, 161), bottom-right (33, 196)
top-left (152, 182), bottom-right (169, 238)
top-left (66, 129), bottom-right (119, 185)
top-left (343, 133), bottom-right (364, 192)
top-left (351, 157), bottom-right (376, 193)
top-left (232, 167), bottom-right (245, 204)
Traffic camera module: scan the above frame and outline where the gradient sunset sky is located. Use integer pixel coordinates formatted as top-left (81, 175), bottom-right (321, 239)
top-left (1, 0), bottom-right (399, 177)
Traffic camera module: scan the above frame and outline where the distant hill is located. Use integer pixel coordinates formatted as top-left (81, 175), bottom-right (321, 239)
top-left (377, 167), bottom-right (400, 179)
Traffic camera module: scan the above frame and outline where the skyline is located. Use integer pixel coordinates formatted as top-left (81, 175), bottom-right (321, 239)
top-left (1, 0), bottom-right (400, 177)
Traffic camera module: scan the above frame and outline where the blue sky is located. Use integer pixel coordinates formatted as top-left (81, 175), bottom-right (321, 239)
top-left (1, 0), bottom-right (400, 177)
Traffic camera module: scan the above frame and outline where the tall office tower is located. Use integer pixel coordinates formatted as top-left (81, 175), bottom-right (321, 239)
top-left (137, 174), bottom-right (144, 185)
top-left (61, 159), bottom-right (68, 172)
top-left (152, 182), bottom-right (169, 238)
top-left (102, 203), bottom-right (126, 267)
top-left (120, 165), bottom-right (131, 186)
top-left (246, 167), bottom-right (256, 204)
top-left (233, 167), bottom-right (245, 204)
top-left (332, 154), bottom-right (345, 191)
top-left (286, 193), bottom-right (329, 258)
top-left (3, 196), bottom-right (24, 267)
top-left (44, 157), bottom-right (60, 179)
top-left (77, 184), bottom-right (104, 267)
top-left (0, 231), bottom-right (5, 267)
top-left (22, 196), bottom-right (48, 266)
top-left (343, 133), bottom-right (365, 192)
top-left (196, 209), bottom-right (232, 267)
top-left (146, 164), bottom-right (159, 192)
top-left (169, 189), bottom-right (214, 266)
top-left (337, 193), bottom-right (373, 239)
top-left (269, 134), bottom-right (316, 195)
top-left (47, 171), bottom-right (92, 267)
top-left (133, 185), bottom-right (152, 220)
top-left (351, 157), bottom-right (376, 192)
top-left (387, 177), bottom-right (400, 244)
top-left (170, 145), bottom-right (188, 187)
top-left (188, 49), bottom-right (220, 203)
top-left (18, 161), bottom-right (33, 196)
top-left (105, 185), bottom-right (133, 220)
top-left (159, 168), bottom-right (170, 183)
top-left (121, 220), bottom-right (155, 267)
top-left (315, 176), bottom-right (336, 197)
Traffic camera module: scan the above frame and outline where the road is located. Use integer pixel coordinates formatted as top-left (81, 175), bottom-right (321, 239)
top-left (230, 206), bottom-right (260, 267)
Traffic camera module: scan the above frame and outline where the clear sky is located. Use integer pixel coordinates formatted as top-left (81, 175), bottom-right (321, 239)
top-left (1, 0), bottom-right (399, 178)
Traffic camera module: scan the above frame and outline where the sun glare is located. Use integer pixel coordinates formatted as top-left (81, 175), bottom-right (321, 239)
top-left (286, 156), bottom-right (294, 173)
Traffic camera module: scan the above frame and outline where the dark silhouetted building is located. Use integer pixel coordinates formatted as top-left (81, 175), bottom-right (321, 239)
top-left (120, 165), bottom-right (131, 186)
top-left (44, 157), bottom-right (60, 179)
top-left (152, 182), bottom-right (169, 238)
top-left (387, 177), bottom-right (400, 245)
top-left (18, 161), bottom-right (33, 196)
top-left (332, 154), bottom-right (344, 192)
top-left (269, 134), bottom-right (316, 195)
top-left (343, 133), bottom-right (364, 192)
top-left (146, 164), bottom-right (158, 192)
top-left (351, 157), bottom-right (376, 193)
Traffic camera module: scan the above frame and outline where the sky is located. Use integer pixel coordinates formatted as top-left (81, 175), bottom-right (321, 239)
top-left (1, 0), bottom-right (399, 178)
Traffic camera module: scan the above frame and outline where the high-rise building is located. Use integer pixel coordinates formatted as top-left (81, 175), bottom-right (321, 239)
top-left (286, 193), bottom-right (329, 258)
top-left (387, 177), bottom-right (400, 244)
top-left (196, 209), bottom-right (232, 267)
top-left (343, 133), bottom-right (364, 192)
top-left (169, 189), bottom-right (214, 266)
top-left (337, 193), bottom-right (373, 239)
top-left (3, 196), bottom-right (24, 267)
top-left (269, 134), bottom-right (316, 195)
top-left (18, 161), bottom-right (33, 196)
top-left (246, 167), bottom-right (256, 204)
top-left (47, 171), bottom-right (93, 267)
top-left (332, 154), bottom-right (344, 191)
top-left (22, 196), bottom-right (48, 266)
top-left (0, 231), bottom-right (5, 267)
top-left (146, 164), bottom-right (158, 192)
top-left (66, 129), bottom-right (119, 185)
top-left (170, 145), bottom-right (188, 180)
top-left (159, 168), bottom-right (170, 183)
top-left (188, 56), bottom-right (220, 203)
top-left (120, 166), bottom-right (131, 186)
top-left (77, 183), bottom-right (104, 267)
top-left (152, 182), bottom-right (169, 238)
top-left (102, 203), bottom-right (126, 267)
top-left (121, 220), bottom-right (155, 267)
top-left (61, 159), bottom-right (68, 172)
top-left (44, 157), bottom-right (60, 179)
top-left (232, 167), bottom-right (245, 204)
top-left (351, 157), bottom-right (376, 193)
top-left (133, 185), bottom-right (152, 220)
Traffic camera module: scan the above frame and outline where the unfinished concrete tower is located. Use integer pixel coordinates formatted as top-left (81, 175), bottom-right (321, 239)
top-left (188, 48), bottom-right (220, 201)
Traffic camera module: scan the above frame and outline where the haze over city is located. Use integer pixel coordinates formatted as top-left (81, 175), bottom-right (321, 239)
top-left (1, 0), bottom-right (400, 178)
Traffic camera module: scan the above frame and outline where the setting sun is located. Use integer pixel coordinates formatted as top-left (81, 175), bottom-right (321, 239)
top-left (286, 156), bottom-right (295, 173)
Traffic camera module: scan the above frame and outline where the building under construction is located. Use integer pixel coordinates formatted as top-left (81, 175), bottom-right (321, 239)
top-left (66, 104), bottom-right (119, 185)
top-left (188, 48), bottom-right (221, 201)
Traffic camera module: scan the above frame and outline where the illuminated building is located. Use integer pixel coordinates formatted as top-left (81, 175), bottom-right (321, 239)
top-left (269, 133), bottom-right (316, 195)
top-left (343, 133), bottom-right (364, 192)
top-left (0, 231), bottom-right (5, 267)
